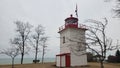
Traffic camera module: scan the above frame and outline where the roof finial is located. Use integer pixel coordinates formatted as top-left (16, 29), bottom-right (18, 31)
top-left (75, 4), bottom-right (78, 18)
top-left (70, 14), bottom-right (73, 17)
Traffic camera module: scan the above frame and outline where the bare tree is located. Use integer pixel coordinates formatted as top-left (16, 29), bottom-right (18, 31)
top-left (65, 18), bottom-right (119, 68)
top-left (0, 46), bottom-right (20, 68)
top-left (41, 37), bottom-right (48, 64)
top-left (11, 37), bottom-right (31, 58)
top-left (85, 18), bottom-right (120, 68)
top-left (109, 0), bottom-right (120, 17)
top-left (14, 21), bottom-right (32, 64)
top-left (29, 25), bottom-right (45, 63)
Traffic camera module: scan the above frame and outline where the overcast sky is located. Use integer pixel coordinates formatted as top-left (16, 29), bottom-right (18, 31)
top-left (0, 0), bottom-right (120, 58)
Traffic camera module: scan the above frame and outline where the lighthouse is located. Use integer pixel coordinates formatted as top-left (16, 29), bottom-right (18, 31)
top-left (56, 14), bottom-right (87, 67)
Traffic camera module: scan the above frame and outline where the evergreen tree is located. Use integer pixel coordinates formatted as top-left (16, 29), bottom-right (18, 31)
top-left (115, 50), bottom-right (120, 63)
top-left (115, 50), bottom-right (120, 57)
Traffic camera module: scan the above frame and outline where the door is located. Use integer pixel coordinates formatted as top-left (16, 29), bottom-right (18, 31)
top-left (66, 55), bottom-right (70, 67)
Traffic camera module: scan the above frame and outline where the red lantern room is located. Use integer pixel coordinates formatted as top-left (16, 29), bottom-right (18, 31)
top-left (59, 14), bottom-right (87, 33)
top-left (65, 14), bottom-right (78, 28)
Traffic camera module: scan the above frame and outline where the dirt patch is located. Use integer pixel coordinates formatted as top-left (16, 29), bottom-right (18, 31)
top-left (0, 62), bottom-right (120, 68)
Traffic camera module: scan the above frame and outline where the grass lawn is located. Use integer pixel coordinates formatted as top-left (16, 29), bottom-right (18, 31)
top-left (0, 62), bottom-right (120, 68)
top-left (88, 62), bottom-right (120, 68)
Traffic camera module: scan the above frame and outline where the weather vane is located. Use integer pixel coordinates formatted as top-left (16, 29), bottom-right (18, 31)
top-left (75, 4), bottom-right (78, 18)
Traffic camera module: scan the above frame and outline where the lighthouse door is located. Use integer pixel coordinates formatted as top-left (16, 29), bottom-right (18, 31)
top-left (66, 54), bottom-right (70, 67)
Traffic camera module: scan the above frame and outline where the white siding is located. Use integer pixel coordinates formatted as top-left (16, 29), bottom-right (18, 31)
top-left (60, 29), bottom-right (71, 53)
top-left (56, 56), bottom-right (60, 67)
top-left (69, 28), bottom-right (87, 66)
top-left (60, 28), bottom-right (86, 54)
top-left (56, 56), bottom-right (66, 67)
top-left (71, 52), bottom-right (87, 66)
top-left (61, 56), bottom-right (65, 67)
top-left (59, 27), bottom-right (87, 67)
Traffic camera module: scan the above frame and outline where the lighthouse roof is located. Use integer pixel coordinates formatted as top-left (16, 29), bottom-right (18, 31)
top-left (65, 14), bottom-right (78, 21)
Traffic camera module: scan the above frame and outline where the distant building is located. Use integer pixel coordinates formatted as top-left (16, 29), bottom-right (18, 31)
top-left (56, 14), bottom-right (87, 67)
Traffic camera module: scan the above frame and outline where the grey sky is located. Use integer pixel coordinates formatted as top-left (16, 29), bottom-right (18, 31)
top-left (0, 0), bottom-right (120, 58)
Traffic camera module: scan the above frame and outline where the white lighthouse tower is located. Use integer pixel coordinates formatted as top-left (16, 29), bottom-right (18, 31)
top-left (56, 14), bottom-right (87, 67)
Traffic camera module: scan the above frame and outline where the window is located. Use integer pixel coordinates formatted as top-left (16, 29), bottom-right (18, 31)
top-left (63, 36), bottom-right (65, 43)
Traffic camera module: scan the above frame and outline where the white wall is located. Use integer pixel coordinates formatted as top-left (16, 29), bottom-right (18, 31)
top-left (59, 28), bottom-right (86, 53)
top-left (61, 56), bottom-right (65, 67)
top-left (56, 56), bottom-right (60, 67)
top-left (59, 27), bottom-right (87, 66)
top-left (60, 28), bottom-right (71, 53)
top-left (56, 56), bottom-right (66, 67)
top-left (71, 52), bottom-right (87, 66)
top-left (69, 28), bottom-right (87, 66)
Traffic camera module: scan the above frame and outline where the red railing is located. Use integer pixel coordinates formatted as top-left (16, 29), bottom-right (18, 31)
top-left (59, 25), bottom-right (65, 31)
top-left (59, 24), bottom-right (87, 32)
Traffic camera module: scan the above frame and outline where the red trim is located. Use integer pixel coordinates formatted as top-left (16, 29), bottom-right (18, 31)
top-left (56, 53), bottom-right (71, 67)
top-left (58, 24), bottom-right (87, 33)
top-left (65, 16), bottom-right (78, 21)
top-left (66, 54), bottom-right (70, 67)
top-left (56, 53), bottom-right (70, 56)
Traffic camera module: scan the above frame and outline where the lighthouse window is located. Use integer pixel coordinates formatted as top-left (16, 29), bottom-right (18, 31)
top-left (63, 36), bottom-right (65, 43)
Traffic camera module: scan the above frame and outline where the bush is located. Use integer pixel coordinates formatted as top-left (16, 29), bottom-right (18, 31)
top-left (33, 60), bottom-right (40, 63)
top-left (87, 52), bottom-right (93, 62)
top-left (107, 55), bottom-right (117, 63)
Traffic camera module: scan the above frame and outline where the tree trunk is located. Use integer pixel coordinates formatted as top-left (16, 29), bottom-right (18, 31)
top-left (100, 60), bottom-right (104, 68)
top-left (34, 48), bottom-right (37, 63)
top-left (21, 36), bottom-right (24, 64)
top-left (34, 40), bottom-right (38, 64)
top-left (12, 58), bottom-right (14, 68)
top-left (21, 53), bottom-right (24, 64)
top-left (42, 47), bottom-right (45, 64)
